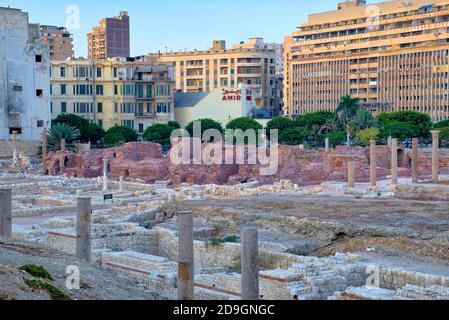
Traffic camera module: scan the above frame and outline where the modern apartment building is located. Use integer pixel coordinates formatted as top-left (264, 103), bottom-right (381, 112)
top-left (40, 25), bottom-right (74, 60)
top-left (156, 38), bottom-right (281, 115)
top-left (50, 57), bottom-right (174, 134)
top-left (0, 7), bottom-right (51, 141)
top-left (284, 0), bottom-right (449, 121)
top-left (88, 11), bottom-right (130, 60)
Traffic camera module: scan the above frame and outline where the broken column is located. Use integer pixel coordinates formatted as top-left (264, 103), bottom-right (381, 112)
top-left (60, 138), bottom-right (66, 152)
top-left (0, 189), bottom-right (12, 238)
top-left (370, 140), bottom-right (377, 190)
top-left (411, 138), bottom-right (419, 183)
top-left (325, 138), bottom-right (330, 152)
top-left (103, 159), bottom-right (108, 191)
top-left (391, 138), bottom-right (398, 185)
top-left (431, 130), bottom-right (440, 183)
top-left (76, 196), bottom-right (92, 262)
top-left (177, 210), bottom-right (194, 300)
top-left (241, 224), bottom-right (259, 300)
top-left (12, 131), bottom-right (18, 167)
top-left (347, 161), bottom-right (355, 188)
top-left (119, 176), bottom-right (124, 193)
top-left (41, 127), bottom-right (47, 163)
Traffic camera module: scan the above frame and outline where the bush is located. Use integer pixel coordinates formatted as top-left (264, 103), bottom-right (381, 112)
top-left (168, 121), bottom-right (181, 129)
top-left (266, 116), bottom-right (294, 138)
top-left (226, 117), bottom-right (263, 145)
top-left (185, 119), bottom-right (223, 141)
top-left (279, 127), bottom-right (305, 145)
top-left (433, 120), bottom-right (449, 129)
top-left (87, 123), bottom-right (105, 144)
top-left (53, 114), bottom-right (90, 143)
top-left (377, 111), bottom-right (432, 138)
top-left (380, 121), bottom-right (414, 140)
top-left (354, 127), bottom-right (380, 146)
top-left (325, 130), bottom-right (346, 146)
top-left (143, 124), bottom-right (174, 147)
top-left (439, 127), bottom-right (449, 142)
top-left (19, 264), bottom-right (53, 280)
top-left (104, 125), bottom-right (138, 145)
top-left (294, 111), bottom-right (335, 129)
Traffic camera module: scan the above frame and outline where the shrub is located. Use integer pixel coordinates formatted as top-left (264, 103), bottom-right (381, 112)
top-left (104, 125), bottom-right (138, 145)
top-left (354, 127), bottom-right (380, 146)
top-left (167, 121), bottom-right (181, 129)
top-left (226, 117), bottom-right (263, 145)
top-left (279, 127), bottom-right (305, 145)
top-left (53, 114), bottom-right (89, 143)
top-left (24, 278), bottom-right (70, 300)
top-left (185, 119), bottom-right (223, 142)
top-left (46, 123), bottom-right (80, 152)
top-left (87, 123), bottom-right (105, 144)
top-left (19, 264), bottom-right (53, 280)
top-left (380, 121), bottom-right (414, 140)
top-left (377, 111), bottom-right (432, 138)
top-left (266, 116), bottom-right (294, 138)
top-left (324, 130), bottom-right (346, 146)
top-left (143, 124), bottom-right (174, 147)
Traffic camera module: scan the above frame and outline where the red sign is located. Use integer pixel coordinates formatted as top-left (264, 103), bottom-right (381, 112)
top-left (222, 88), bottom-right (252, 102)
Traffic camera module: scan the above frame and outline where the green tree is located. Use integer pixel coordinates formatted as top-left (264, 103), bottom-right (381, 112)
top-left (380, 121), bottom-right (414, 140)
top-left (336, 95), bottom-right (360, 144)
top-left (226, 117), bottom-right (263, 145)
top-left (87, 123), bottom-right (105, 144)
top-left (438, 127), bottom-right (449, 145)
top-left (168, 121), bottom-right (181, 129)
top-left (104, 125), bottom-right (138, 145)
top-left (319, 113), bottom-right (341, 135)
top-left (433, 120), bottom-right (449, 129)
top-left (46, 124), bottom-right (80, 152)
top-left (53, 114), bottom-right (90, 143)
top-left (294, 111), bottom-right (335, 145)
top-left (354, 127), bottom-right (380, 146)
top-left (266, 116), bottom-right (293, 138)
top-left (325, 130), bottom-right (346, 147)
top-left (143, 124), bottom-right (174, 147)
top-left (377, 111), bottom-right (432, 138)
top-left (349, 109), bottom-right (378, 134)
top-left (185, 119), bottom-right (223, 141)
top-left (279, 127), bottom-right (305, 145)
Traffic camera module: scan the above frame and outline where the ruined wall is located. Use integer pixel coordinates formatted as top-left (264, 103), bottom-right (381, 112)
top-left (0, 140), bottom-right (40, 157)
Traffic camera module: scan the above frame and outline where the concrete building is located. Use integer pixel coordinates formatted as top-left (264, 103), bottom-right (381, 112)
top-left (88, 11), bottom-right (130, 60)
top-left (40, 25), bottom-right (74, 60)
top-left (155, 38), bottom-right (280, 116)
top-left (284, 0), bottom-right (449, 121)
top-left (174, 84), bottom-right (265, 128)
top-left (50, 56), bottom-right (174, 133)
top-left (0, 7), bottom-right (51, 141)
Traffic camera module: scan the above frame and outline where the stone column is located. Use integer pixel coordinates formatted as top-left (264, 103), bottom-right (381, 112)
top-left (325, 138), bottom-right (330, 152)
top-left (76, 197), bottom-right (92, 262)
top-left (12, 131), bottom-right (18, 167)
top-left (41, 128), bottom-right (47, 163)
top-left (241, 224), bottom-right (259, 300)
top-left (119, 176), bottom-right (124, 193)
top-left (411, 138), bottom-right (419, 183)
top-left (391, 138), bottom-right (398, 185)
top-left (177, 211), bottom-right (194, 300)
top-left (431, 130), bottom-right (440, 183)
top-left (76, 190), bottom-right (83, 198)
top-left (370, 140), bottom-right (377, 190)
top-left (103, 159), bottom-right (108, 192)
top-left (0, 189), bottom-right (12, 238)
top-left (347, 161), bottom-right (355, 188)
top-left (60, 139), bottom-right (66, 152)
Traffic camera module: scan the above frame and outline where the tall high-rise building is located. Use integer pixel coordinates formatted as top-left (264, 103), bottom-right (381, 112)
top-left (40, 25), bottom-right (74, 60)
top-left (284, 0), bottom-right (449, 121)
top-left (156, 38), bottom-right (281, 115)
top-left (0, 7), bottom-right (51, 141)
top-left (88, 11), bottom-right (130, 60)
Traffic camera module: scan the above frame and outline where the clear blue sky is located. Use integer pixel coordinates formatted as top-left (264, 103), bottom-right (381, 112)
top-left (2, 0), bottom-right (360, 58)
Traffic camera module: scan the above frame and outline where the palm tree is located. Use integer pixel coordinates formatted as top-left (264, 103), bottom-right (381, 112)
top-left (46, 123), bottom-right (81, 152)
top-left (319, 113), bottom-right (340, 135)
top-left (349, 109), bottom-right (378, 135)
top-left (336, 95), bottom-right (360, 145)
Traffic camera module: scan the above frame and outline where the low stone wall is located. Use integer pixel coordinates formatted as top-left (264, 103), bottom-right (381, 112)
top-left (0, 140), bottom-right (40, 158)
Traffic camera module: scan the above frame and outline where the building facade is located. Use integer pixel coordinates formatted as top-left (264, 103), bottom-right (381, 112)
top-left (40, 25), bottom-right (74, 60)
top-left (50, 57), bottom-right (174, 134)
top-left (0, 7), bottom-right (51, 141)
top-left (88, 11), bottom-right (130, 60)
top-left (156, 38), bottom-right (281, 116)
top-left (284, 0), bottom-right (449, 121)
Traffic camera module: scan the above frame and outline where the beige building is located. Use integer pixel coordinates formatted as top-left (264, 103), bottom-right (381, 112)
top-left (284, 0), bottom-right (449, 121)
top-left (155, 38), bottom-right (281, 116)
top-left (40, 25), bottom-right (74, 60)
top-left (51, 57), bottom-right (174, 134)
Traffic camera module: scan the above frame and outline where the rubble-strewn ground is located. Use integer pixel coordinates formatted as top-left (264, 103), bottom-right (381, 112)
top-left (1, 157), bottom-right (449, 300)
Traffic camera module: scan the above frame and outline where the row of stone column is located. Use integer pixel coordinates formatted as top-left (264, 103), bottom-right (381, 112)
top-left (347, 130), bottom-right (441, 189)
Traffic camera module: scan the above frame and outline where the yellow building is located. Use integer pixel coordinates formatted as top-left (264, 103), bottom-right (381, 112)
top-left (284, 0), bottom-right (449, 121)
top-left (155, 38), bottom-right (281, 115)
top-left (50, 57), bottom-right (174, 134)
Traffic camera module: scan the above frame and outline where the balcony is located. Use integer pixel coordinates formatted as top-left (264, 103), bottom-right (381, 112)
top-left (135, 112), bottom-right (156, 119)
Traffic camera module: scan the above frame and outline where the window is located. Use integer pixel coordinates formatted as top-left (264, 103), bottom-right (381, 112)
top-left (61, 102), bottom-right (67, 113)
top-left (114, 103), bottom-right (118, 113)
top-left (60, 84), bottom-right (67, 95)
top-left (156, 103), bottom-right (171, 113)
top-left (37, 120), bottom-right (44, 128)
top-left (50, 85), bottom-right (52, 95)
top-left (73, 84), bottom-right (92, 95)
top-left (35, 55), bottom-right (42, 63)
top-left (75, 102), bottom-right (92, 113)
top-left (9, 128), bottom-right (22, 134)
top-left (96, 68), bottom-right (102, 78)
top-left (74, 66), bottom-right (90, 78)
top-left (13, 86), bottom-right (22, 92)
top-left (96, 85), bottom-right (104, 95)
top-left (98, 120), bottom-right (103, 128)
top-left (36, 89), bottom-right (43, 97)
top-left (97, 103), bottom-right (103, 113)
top-left (138, 123), bottom-right (144, 133)
top-left (114, 85), bottom-right (118, 95)
top-left (60, 67), bottom-right (66, 77)
top-left (121, 120), bottom-right (134, 129)
top-left (113, 67), bottom-right (118, 78)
